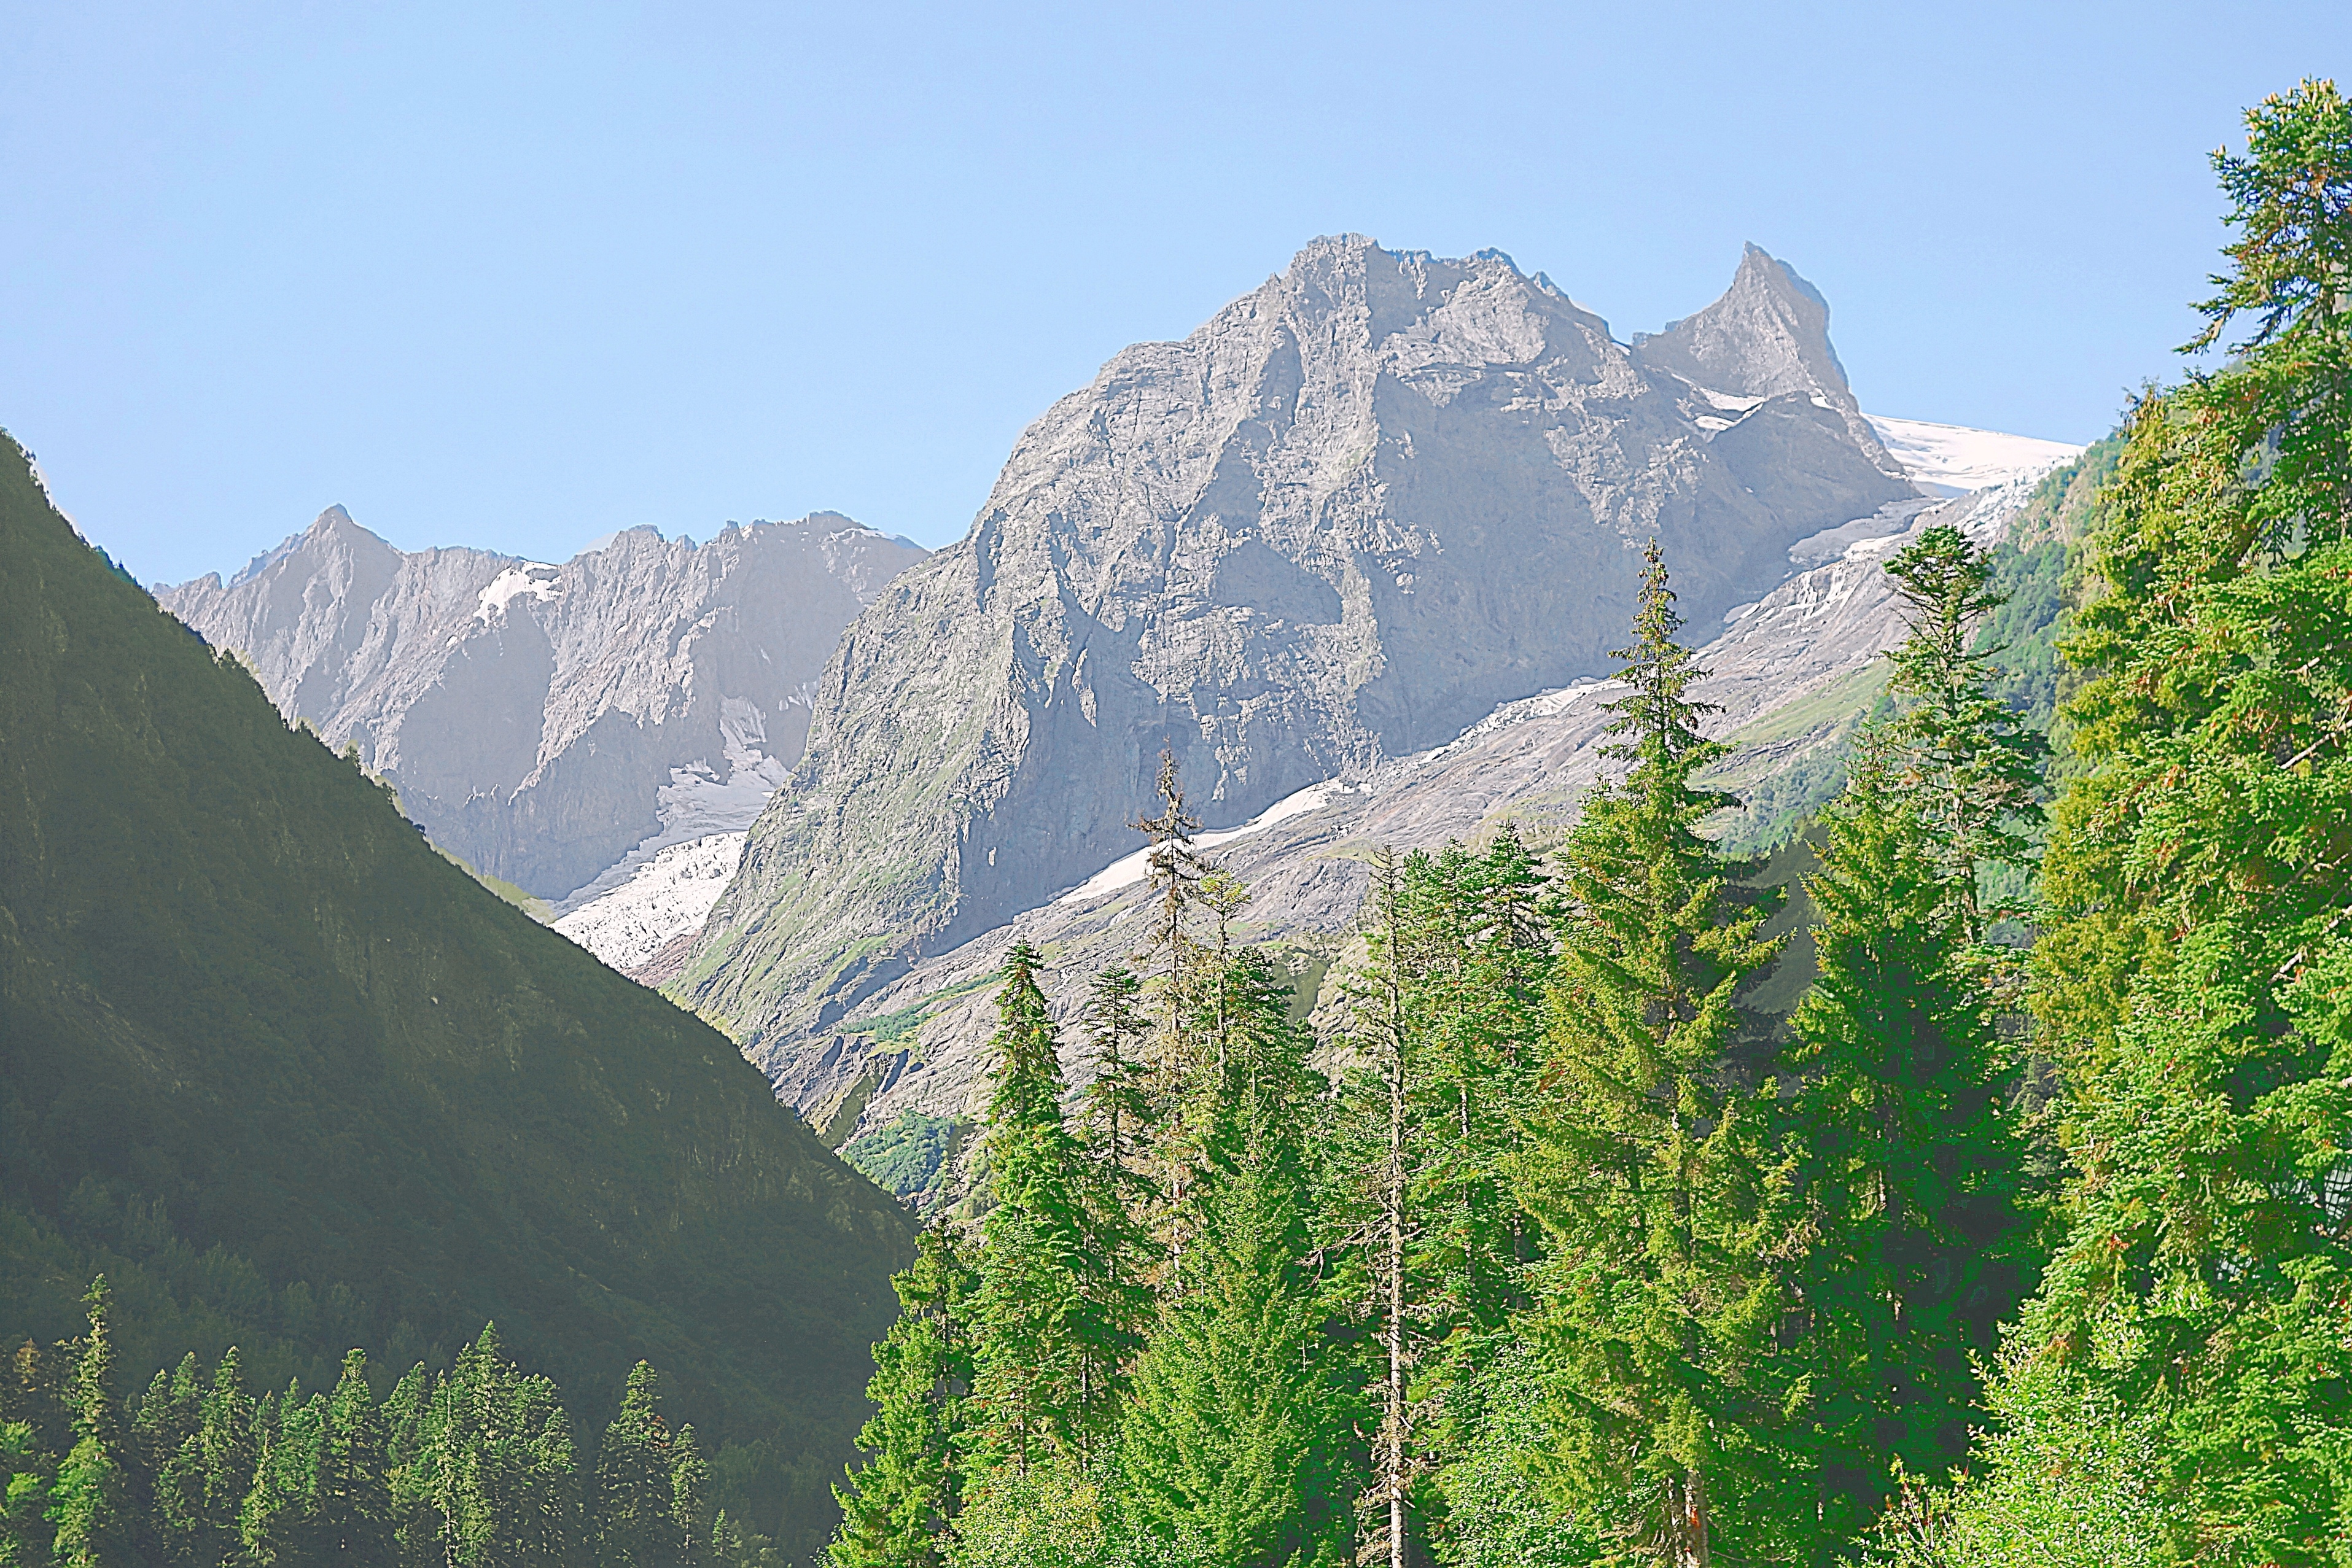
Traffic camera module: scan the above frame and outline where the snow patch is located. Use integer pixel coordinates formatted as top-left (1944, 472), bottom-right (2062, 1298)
top-left (554, 832), bottom-right (747, 972)
top-left (475, 565), bottom-right (560, 621)
top-left (1056, 780), bottom-right (1358, 906)
top-left (1866, 415), bottom-right (2084, 497)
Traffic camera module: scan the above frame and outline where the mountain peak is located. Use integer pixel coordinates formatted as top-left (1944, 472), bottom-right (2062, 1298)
top-left (228, 505), bottom-right (395, 588)
top-left (1634, 244), bottom-right (1853, 406)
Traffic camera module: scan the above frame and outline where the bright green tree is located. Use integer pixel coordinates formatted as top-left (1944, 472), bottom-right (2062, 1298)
top-left (1511, 543), bottom-right (1790, 1567)
top-left (416, 1325), bottom-right (582, 1567)
top-left (2009, 77), bottom-right (2352, 1567)
top-left (197, 1348), bottom-right (258, 1566)
top-left (1120, 949), bottom-right (1360, 1568)
top-left (831, 1224), bottom-right (981, 1568)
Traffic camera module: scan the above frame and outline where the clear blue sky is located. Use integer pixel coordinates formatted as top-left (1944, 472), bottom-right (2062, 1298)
top-left (4, 2), bottom-right (2345, 586)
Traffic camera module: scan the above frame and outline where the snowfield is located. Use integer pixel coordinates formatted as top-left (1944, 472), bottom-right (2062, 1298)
top-left (1865, 415), bottom-right (2084, 496)
top-left (553, 831), bottom-right (746, 972)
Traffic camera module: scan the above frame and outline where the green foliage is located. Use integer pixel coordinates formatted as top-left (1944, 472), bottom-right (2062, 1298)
top-left (1777, 737), bottom-right (2039, 1550)
top-left (968, 944), bottom-right (1135, 1468)
top-left (1860, 1352), bottom-right (2169, 1568)
top-left (831, 1227), bottom-right (980, 1568)
top-left (845, 1114), bottom-right (964, 1206)
top-left (0, 432), bottom-right (914, 1557)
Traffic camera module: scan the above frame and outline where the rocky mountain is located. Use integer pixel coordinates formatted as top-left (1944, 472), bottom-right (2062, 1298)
top-left (158, 509), bottom-right (926, 902)
top-left (672, 236), bottom-right (1920, 1065)
top-left (0, 433), bottom-right (913, 1555)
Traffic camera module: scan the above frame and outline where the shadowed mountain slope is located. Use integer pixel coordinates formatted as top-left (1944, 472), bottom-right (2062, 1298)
top-left (0, 435), bottom-right (913, 1555)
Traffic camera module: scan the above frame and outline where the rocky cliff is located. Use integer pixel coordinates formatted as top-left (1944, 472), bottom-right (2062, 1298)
top-left (674, 236), bottom-right (1918, 1057)
top-left (159, 513), bottom-right (925, 901)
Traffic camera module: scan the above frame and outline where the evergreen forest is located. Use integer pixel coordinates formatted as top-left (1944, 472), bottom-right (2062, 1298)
top-left (824, 82), bottom-right (2352, 1568)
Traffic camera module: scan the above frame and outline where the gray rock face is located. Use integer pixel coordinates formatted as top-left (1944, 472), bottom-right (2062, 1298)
top-left (159, 512), bottom-right (926, 900)
top-left (677, 236), bottom-right (1917, 1057)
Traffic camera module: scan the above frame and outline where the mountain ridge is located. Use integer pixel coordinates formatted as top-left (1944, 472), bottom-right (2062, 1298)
top-left (672, 235), bottom-right (1921, 1062)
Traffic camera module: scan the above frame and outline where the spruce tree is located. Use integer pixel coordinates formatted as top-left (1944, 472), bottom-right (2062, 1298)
top-left (424, 1325), bottom-right (582, 1567)
top-left (132, 1352), bottom-right (204, 1565)
top-left (593, 1362), bottom-right (685, 1567)
top-left (1778, 737), bottom-right (2034, 1556)
top-left (49, 1276), bottom-right (136, 1568)
top-left (1120, 949), bottom-right (1359, 1568)
top-left (1513, 543), bottom-right (1788, 1567)
top-left (966, 942), bottom-right (1124, 1469)
top-left (669, 1424), bottom-right (709, 1567)
top-left (1878, 526), bottom-right (2047, 941)
top-left (830, 1224), bottom-right (979, 1568)
top-left (197, 1348), bottom-right (257, 1566)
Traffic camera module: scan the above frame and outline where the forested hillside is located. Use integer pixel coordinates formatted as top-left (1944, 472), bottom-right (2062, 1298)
top-left (0, 435), bottom-right (914, 1558)
top-left (822, 80), bottom-right (2352, 1568)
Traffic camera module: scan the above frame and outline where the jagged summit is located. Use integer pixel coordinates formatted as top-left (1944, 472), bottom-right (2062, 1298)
top-left (161, 506), bottom-right (927, 900)
top-left (1633, 244), bottom-right (1900, 477)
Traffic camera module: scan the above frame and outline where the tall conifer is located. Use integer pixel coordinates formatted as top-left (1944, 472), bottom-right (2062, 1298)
top-left (2011, 79), bottom-right (2352, 1564)
top-left (1513, 543), bottom-right (1787, 1567)
top-left (49, 1277), bottom-right (135, 1568)
top-left (967, 943), bottom-right (1125, 1468)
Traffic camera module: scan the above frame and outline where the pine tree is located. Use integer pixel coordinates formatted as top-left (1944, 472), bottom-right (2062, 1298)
top-left (830, 1224), bottom-right (979, 1568)
top-left (131, 1351), bottom-right (204, 1565)
top-left (966, 942), bottom-right (1125, 1469)
top-left (241, 1379), bottom-right (326, 1564)
top-left (49, 1276), bottom-right (136, 1568)
top-left (593, 1362), bottom-right (685, 1567)
top-left (1777, 737), bottom-right (2035, 1555)
top-left (1131, 751), bottom-right (1209, 1295)
top-left (1120, 949), bottom-right (1360, 1568)
top-left (1512, 543), bottom-right (1788, 1567)
top-left (2009, 79), bottom-right (2352, 1566)
top-left (423, 1325), bottom-right (582, 1567)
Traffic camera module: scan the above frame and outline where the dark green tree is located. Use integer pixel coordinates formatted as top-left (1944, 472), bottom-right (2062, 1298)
top-left (130, 1352), bottom-right (204, 1565)
top-left (1511, 543), bottom-right (1789, 1567)
top-left (196, 1349), bottom-right (258, 1566)
top-left (830, 1225), bottom-right (979, 1568)
top-left (318, 1351), bottom-right (393, 1564)
top-left (1777, 737), bottom-right (2035, 1556)
top-left (1878, 525), bottom-right (2048, 940)
top-left (421, 1325), bottom-right (582, 1567)
top-left (669, 1424), bottom-right (709, 1568)
top-left (1119, 948), bottom-right (1360, 1568)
